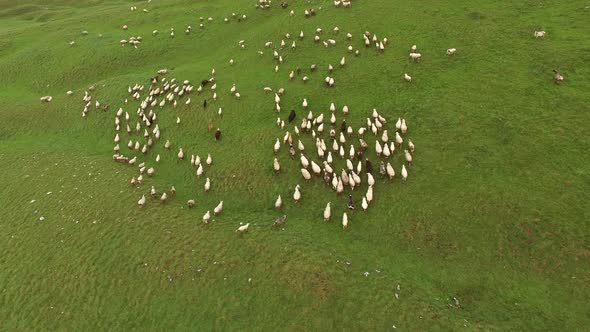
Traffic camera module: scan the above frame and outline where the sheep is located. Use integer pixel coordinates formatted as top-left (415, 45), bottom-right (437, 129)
top-left (404, 150), bottom-right (413, 165)
top-left (178, 148), bottom-right (184, 160)
top-left (215, 128), bottom-right (222, 141)
top-left (395, 132), bottom-right (404, 146)
top-left (362, 197), bottom-right (369, 211)
top-left (236, 223), bottom-right (250, 233)
top-left (196, 164), bottom-right (203, 177)
top-left (401, 164), bottom-right (408, 181)
top-left (187, 200), bottom-right (195, 208)
top-left (383, 143), bottom-right (391, 157)
top-left (323, 202), bottom-right (331, 222)
top-left (137, 195), bottom-right (147, 207)
top-left (347, 195), bottom-right (355, 210)
top-left (409, 52), bottom-right (422, 61)
top-left (404, 73), bottom-right (412, 82)
top-left (203, 210), bottom-right (211, 224)
top-left (408, 140), bottom-right (416, 153)
top-left (300, 154), bottom-right (309, 168)
top-left (534, 30), bottom-right (546, 38)
top-left (204, 178), bottom-right (211, 192)
top-left (147, 167), bottom-right (155, 177)
top-left (447, 48), bottom-right (457, 55)
top-left (206, 154), bottom-right (212, 166)
top-left (386, 162), bottom-right (395, 179)
top-left (367, 172), bottom-right (376, 187)
top-left (214, 201), bottom-right (224, 215)
top-left (553, 70), bottom-right (564, 83)
top-left (342, 212), bottom-right (349, 229)
top-left (275, 195), bottom-right (282, 210)
top-left (293, 184), bottom-right (301, 202)
top-left (302, 98), bottom-right (308, 108)
top-left (311, 161), bottom-right (322, 175)
top-left (401, 119), bottom-right (408, 134)
top-left (160, 192), bottom-right (168, 203)
top-left (301, 168), bottom-right (312, 181)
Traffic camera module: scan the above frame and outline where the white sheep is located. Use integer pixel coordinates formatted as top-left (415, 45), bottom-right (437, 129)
top-left (447, 48), bottom-right (457, 55)
top-left (275, 195), bottom-right (282, 210)
top-left (214, 201), bottom-right (223, 215)
top-left (301, 168), bottom-right (312, 181)
top-left (203, 210), bottom-right (211, 224)
top-left (293, 184), bottom-right (301, 202)
top-left (386, 162), bottom-right (395, 179)
top-left (342, 212), bottom-right (349, 229)
top-left (138, 195), bottom-right (146, 207)
top-left (404, 150), bottom-right (413, 165)
top-left (404, 73), bottom-right (412, 82)
top-left (409, 52), bottom-right (422, 61)
top-left (534, 31), bottom-right (546, 38)
top-left (204, 178), bottom-right (211, 192)
top-left (362, 197), bottom-right (368, 211)
top-left (401, 165), bottom-right (408, 181)
top-left (236, 223), bottom-right (250, 233)
top-left (324, 202), bottom-right (331, 221)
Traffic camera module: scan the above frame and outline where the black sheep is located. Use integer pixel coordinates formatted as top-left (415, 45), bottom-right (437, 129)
top-left (215, 128), bottom-right (221, 141)
top-left (288, 110), bottom-right (296, 123)
top-left (340, 120), bottom-right (347, 133)
top-left (347, 195), bottom-right (355, 210)
top-left (203, 99), bottom-right (208, 109)
top-left (365, 159), bottom-right (373, 174)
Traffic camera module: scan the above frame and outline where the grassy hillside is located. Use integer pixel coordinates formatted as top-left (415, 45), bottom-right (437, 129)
top-left (0, 0), bottom-right (589, 330)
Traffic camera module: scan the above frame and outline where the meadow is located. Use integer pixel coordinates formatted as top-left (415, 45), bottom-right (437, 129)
top-left (0, 0), bottom-right (589, 330)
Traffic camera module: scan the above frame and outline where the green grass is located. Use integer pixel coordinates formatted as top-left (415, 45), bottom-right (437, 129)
top-left (0, 0), bottom-right (589, 330)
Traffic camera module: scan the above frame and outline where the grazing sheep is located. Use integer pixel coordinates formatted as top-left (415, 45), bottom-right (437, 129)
top-left (160, 192), bottom-right (168, 203)
top-left (214, 201), bottom-right (224, 215)
top-left (138, 195), bottom-right (146, 207)
top-left (301, 168), bottom-right (312, 181)
top-left (342, 212), bottom-right (349, 229)
top-left (203, 210), bottom-right (211, 224)
top-left (386, 162), bottom-right (395, 179)
top-left (274, 215), bottom-right (287, 227)
top-left (404, 73), bottom-right (412, 82)
top-left (40, 96), bottom-right (53, 103)
top-left (401, 164), bottom-right (408, 181)
top-left (366, 185), bottom-right (374, 203)
top-left (187, 200), bottom-right (195, 208)
top-left (534, 30), bottom-right (546, 38)
top-left (178, 148), bottom-right (184, 160)
top-left (275, 195), bottom-right (282, 210)
top-left (447, 48), bottom-right (457, 55)
top-left (553, 69), bottom-right (564, 83)
top-left (324, 202), bottom-right (331, 222)
top-left (404, 150), bottom-right (413, 165)
top-left (408, 140), bottom-right (416, 153)
top-left (409, 52), bottom-right (422, 61)
top-left (204, 178), bottom-right (211, 192)
top-left (236, 223), bottom-right (250, 233)
top-left (288, 110), bottom-right (296, 123)
top-left (215, 128), bottom-right (222, 141)
top-left (347, 195), bottom-right (355, 210)
top-left (293, 184), bottom-right (301, 202)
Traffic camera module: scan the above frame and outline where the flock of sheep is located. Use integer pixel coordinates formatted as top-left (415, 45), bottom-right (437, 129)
top-left (41, 0), bottom-right (564, 233)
